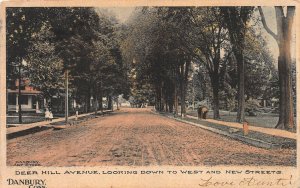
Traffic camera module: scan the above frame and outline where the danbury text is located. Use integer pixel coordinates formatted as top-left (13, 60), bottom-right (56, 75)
top-left (7, 179), bottom-right (46, 186)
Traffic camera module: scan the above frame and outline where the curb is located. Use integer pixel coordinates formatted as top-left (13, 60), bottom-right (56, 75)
top-left (7, 126), bottom-right (53, 140)
top-left (176, 118), bottom-right (281, 149)
top-left (153, 111), bottom-right (292, 149)
top-left (7, 110), bottom-right (113, 140)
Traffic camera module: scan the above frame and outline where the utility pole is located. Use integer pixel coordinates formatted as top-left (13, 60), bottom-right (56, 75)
top-left (65, 70), bottom-right (69, 123)
top-left (18, 62), bottom-right (22, 124)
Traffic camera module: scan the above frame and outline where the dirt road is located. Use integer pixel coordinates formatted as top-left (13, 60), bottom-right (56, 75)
top-left (7, 108), bottom-right (296, 166)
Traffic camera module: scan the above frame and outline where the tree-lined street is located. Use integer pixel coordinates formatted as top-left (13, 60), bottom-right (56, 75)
top-left (6, 6), bottom-right (297, 167)
top-left (7, 108), bottom-right (295, 166)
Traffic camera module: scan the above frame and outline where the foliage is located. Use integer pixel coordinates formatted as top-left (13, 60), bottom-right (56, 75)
top-left (26, 28), bottom-right (64, 99)
top-left (7, 7), bottom-right (130, 112)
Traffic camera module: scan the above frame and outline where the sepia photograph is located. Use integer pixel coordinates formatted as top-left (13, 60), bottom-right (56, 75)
top-left (1, 1), bottom-right (299, 187)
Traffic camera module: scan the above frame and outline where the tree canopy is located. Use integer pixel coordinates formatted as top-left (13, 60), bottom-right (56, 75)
top-left (6, 6), bottom-right (295, 130)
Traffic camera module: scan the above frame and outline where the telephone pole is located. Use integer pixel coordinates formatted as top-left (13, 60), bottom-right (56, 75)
top-left (65, 70), bottom-right (69, 123)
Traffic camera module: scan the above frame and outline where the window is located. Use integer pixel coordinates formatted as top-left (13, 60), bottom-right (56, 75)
top-left (20, 95), bottom-right (28, 105)
top-left (8, 94), bottom-right (16, 105)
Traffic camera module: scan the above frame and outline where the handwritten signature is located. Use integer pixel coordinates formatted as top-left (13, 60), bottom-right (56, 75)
top-left (198, 175), bottom-right (293, 187)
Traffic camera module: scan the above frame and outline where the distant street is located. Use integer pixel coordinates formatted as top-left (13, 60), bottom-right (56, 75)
top-left (7, 108), bottom-right (296, 166)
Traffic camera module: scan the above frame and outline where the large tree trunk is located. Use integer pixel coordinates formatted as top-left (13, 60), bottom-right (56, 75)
top-left (282, 41), bottom-right (294, 129)
top-left (259, 6), bottom-right (295, 130)
top-left (222, 7), bottom-right (254, 124)
top-left (236, 53), bottom-right (245, 123)
top-left (276, 54), bottom-right (285, 128)
top-left (276, 20), bottom-right (294, 130)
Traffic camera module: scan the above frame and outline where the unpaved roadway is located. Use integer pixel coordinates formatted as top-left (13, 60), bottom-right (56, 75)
top-left (7, 108), bottom-right (296, 166)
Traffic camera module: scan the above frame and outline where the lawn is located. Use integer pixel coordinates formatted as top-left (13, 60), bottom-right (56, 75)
top-left (186, 110), bottom-right (279, 129)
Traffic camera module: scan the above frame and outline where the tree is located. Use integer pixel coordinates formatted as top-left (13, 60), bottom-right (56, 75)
top-left (258, 6), bottom-right (295, 130)
top-left (6, 8), bottom-right (49, 122)
top-left (7, 7), bottom-right (130, 118)
top-left (26, 28), bottom-right (64, 103)
top-left (6, 8), bottom-right (48, 69)
top-left (243, 28), bottom-right (277, 100)
top-left (188, 7), bottom-right (230, 119)
top-left (160, 7), bottom-right (234, 119)
top-left (221, 7), bottom-right (254, 123)
top-left (121, 8), bottom-right (185, 113)
top-left (69, 9), bottom-right (128, 113)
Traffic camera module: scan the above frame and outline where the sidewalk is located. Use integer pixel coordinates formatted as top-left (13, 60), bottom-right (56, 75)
top-left (7, 110), bottom-right (111, 135)
top-left (186, 115), bottom-right (296, 140)
top-left (154, 110), bottom-right (296, 149)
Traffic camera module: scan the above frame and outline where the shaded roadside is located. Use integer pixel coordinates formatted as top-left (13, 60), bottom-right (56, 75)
top-left (155, 110), bottom-right (296, 150)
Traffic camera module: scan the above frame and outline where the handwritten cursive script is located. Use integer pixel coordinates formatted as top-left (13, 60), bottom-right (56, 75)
top-left (199, 176), bottom-right (293, 187)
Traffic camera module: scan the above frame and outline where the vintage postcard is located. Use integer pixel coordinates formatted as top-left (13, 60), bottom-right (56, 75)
top-left (0, 0), bottom-right (299, 187)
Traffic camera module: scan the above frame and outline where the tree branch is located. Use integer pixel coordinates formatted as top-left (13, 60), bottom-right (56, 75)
top-left (258, 6), bottom-right (278, 41)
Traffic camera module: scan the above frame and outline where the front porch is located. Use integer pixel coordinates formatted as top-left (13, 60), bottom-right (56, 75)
top-left (7, 89), bottom-right (42, 113)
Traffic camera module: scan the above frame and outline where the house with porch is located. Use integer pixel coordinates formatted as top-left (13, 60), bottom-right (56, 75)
top-left (7, 78), bottom-right (43, 113)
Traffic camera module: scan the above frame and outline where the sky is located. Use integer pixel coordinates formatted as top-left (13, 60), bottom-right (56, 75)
top-left (105, 7), bottom-right (296, 62)
top-left (105, 7), bottom-right (135, 23)
top-left (257, 7), bottom-right (296, 62)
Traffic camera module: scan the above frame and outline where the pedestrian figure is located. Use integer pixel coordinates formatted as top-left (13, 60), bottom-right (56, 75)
top-left (45, 108), bottom-right (50, 121)
top-left (49, 111), bottom-right (53, 122)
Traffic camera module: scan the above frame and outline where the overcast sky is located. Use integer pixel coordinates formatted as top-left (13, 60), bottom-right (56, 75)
top-left (105, 7), bottom-right (135, 23)
top-left (257, 7), bottom-right (296, 61)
